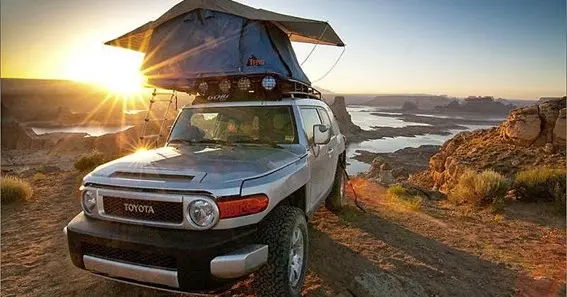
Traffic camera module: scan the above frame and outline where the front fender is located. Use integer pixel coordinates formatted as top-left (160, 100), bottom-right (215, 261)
top-left (212, 155), bottom-right (309, 229)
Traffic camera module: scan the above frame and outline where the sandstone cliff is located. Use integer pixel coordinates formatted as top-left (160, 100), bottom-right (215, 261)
top-left (415, 98), bottom-right (566, 192)
top-left (330, 96), bottom-right (363, 136)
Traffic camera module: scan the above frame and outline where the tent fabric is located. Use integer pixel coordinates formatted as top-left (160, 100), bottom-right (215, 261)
top-left (141, 9), bottom-right (311, 86)
top-left (105, 0), bottom-right (344, 52)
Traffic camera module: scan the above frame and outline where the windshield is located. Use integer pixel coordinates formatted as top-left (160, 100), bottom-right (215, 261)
top-left (168, 106), bottom-right (298, 146)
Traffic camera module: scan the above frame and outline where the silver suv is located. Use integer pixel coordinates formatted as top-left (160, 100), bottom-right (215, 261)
top-left (64, 97), bottom-right (347, 297)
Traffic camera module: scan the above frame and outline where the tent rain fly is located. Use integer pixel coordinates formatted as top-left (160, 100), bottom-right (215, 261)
top-left (105, 0), bottom-right (344, 91)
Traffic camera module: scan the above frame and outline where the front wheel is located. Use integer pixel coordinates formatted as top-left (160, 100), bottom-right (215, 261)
top-left (255, 206), bottom-right (308, 297)
top-left (325, 161), bottom-right (347, 211)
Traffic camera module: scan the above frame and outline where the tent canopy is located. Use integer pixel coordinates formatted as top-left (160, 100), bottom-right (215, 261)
top-left (105, 0), bottom-right (344, 52)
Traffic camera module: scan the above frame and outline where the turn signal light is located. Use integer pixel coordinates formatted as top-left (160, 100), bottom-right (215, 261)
top-left (217, 194), bottom-right (269, 219)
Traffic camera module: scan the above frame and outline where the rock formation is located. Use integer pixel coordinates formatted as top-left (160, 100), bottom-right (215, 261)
top-left (434, 96), bottom-right (515, 115)
top-left (358, 145), bottom-right (440, 184)
top-left (417, 98), bottom-right (566, 192)
top-left (330, 96), bottom-right (363, 137)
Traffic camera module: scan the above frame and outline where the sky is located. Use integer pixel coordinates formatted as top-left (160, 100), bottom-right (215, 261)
top-left (1, 0), bottom-right (565, 99)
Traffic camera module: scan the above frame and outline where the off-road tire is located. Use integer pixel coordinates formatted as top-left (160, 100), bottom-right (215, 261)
top-left (254, 206), bottom-right (308, 297)
top-left (325, 161), bottom-right (347, 211)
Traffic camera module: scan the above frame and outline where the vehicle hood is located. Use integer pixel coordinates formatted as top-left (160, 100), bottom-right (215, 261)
top-left (89, 145), bottom-right (304, 184)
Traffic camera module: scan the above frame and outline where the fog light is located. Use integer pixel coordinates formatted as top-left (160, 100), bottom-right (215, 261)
top-left (237, 78), bottom-right (251, 91)
top-left (261, 76), bottom-right (276, 90)
top-left (82, 190), bottom-right (96, 213)
top-left (188, 199), bottom-right (217, 228)
top-left (198, 81), bottom-right (208, 94)
top-left (219, 79), bottom-right (231, 94)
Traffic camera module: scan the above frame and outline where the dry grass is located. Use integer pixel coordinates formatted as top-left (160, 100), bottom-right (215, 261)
top-left (1, 176), bottom-right (33, 204)
top-left (513, 168), bottom-right (566, 213)
top-left (32, 172), bottom-right (47, 181)
top-left (448, 169), bottom-right (508, 208)
top-left (386, 184), bottom-right (423, 211)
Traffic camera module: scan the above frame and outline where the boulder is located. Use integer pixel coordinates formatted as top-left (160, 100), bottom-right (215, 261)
top-left (500, 105), bottom-right (541, 145)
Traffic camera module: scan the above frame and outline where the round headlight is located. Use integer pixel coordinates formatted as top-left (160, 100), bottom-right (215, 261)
top-left (188, 199), bottom-right (217, 228)
top-left (82, 190), bottom-right (96, 213)
top-left (219, 79), bottom-right (231, 94)
top-left (261, 76), bottom-right (276, 90)
top-left (237, 78), bottom-right (251, 91)
top-left (198, 81), bottom-right (208, 94)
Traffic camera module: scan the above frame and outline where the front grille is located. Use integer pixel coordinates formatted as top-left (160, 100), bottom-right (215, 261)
top-left (103, 196), bottom-right (183, 224)
top-left (83, 243), bottom-right (177, 269)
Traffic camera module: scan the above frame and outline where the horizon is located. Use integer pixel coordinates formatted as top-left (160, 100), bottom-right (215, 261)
top-left (0, 77), bottom-right (555, 101)
top-left (1, 0), bottom-right (565, 100)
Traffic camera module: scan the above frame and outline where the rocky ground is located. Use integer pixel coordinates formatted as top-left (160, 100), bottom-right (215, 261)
top-left (351, 145), bottom-right (440, 183)
top-left (1, 171), bottom-right (565, 297)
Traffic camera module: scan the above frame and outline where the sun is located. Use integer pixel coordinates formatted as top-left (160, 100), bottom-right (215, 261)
top-left (66, 45), bottom-right (147, 95)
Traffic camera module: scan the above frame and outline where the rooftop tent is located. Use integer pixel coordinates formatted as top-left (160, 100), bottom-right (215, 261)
top-left (105, 0), bottom-right (344, 91)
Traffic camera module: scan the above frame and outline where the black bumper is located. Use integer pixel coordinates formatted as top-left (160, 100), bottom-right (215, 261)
top-left (66, 213), bottom-right (258, 293)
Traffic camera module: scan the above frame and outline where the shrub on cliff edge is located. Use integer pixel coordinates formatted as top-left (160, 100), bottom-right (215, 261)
top-left (513, 168), bottom-right (566, 212)
top-left (448, 169), bottom-right (508, 207)
top-left (387, 184), bottom-right (423, 211)
top-left (74, 153), bottom-right (116, 172)
top-left (1, 176), bottom-right (33, 204)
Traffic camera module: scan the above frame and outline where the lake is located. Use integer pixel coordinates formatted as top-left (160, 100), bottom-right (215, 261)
top-left (345, 106), bottom-right (498, 174)
top-left (31, 126), bottom-right (133, 137)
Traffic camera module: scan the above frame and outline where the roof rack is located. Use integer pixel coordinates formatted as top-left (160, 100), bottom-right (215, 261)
top-left (284, 79), bottom-right (321, 100)
top-left (147, 73), bottom-right (322, 104)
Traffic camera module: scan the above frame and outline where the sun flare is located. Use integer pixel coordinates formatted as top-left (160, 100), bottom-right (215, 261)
top-left (66, 46), bottom-right (147, 96)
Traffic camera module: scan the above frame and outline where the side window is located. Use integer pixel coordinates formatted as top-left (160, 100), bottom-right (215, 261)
top-left (317, 108), bottom-right (334, 135)
top-left (300, 108), bottom-right (322, 144)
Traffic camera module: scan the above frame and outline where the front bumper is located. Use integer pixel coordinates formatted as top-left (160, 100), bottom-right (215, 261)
top-left (65, 213), bottom-right (266, 293)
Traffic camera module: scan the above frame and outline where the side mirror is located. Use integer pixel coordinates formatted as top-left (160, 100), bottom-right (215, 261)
top-left (313, 124), bottom-right (331, 145)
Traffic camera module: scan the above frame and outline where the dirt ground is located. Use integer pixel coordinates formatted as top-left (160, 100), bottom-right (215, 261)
top-left (1, 172), bottom-right (565, 297)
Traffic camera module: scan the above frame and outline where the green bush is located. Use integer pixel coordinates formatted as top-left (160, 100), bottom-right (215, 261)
top-left (513, 168), bottom-right (566, 210)
top-left (1, 176), bottom-right (33, 204)
top-left (74, 153), bottom-right (115, 172)
top-left (448, 169), bottom-right (508, 207)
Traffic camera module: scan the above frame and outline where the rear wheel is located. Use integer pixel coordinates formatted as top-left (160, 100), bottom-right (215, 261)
top-left (255, 206), bottom-right (308, 297)
top-left (325, 161), bottom-right (347, 211)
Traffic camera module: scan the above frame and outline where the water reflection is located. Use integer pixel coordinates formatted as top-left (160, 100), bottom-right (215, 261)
top-left (31, 126), bottom-right (133, 137)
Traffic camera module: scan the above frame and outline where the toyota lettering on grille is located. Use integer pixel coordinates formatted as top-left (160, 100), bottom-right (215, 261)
top-left (123, 203), bottom-right (155, 214)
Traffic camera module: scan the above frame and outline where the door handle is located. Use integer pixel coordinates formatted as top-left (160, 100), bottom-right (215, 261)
top-left (327, 148), bottom-right (334, 156)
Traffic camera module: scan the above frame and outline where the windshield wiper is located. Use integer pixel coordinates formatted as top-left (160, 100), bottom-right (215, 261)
top-left (168, 138), bottom-right (193, 145)
top-left (168, 138), bottom-right (232, 146)
top-left (234, 139), bottom-right (284, 149)
top-left (192, 139), bottom-right (233, 146)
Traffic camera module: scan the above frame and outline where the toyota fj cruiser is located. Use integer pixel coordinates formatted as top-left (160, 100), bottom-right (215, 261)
top-left (64, 85), bottom-right (347, 296)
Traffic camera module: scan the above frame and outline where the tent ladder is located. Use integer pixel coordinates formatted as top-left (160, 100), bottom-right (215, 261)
top-left (139, 89), bottom-right (178, 147)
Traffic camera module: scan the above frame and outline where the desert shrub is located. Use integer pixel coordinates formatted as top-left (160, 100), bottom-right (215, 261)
top-left (1, 176), bottom-right (33, 204)
top-left (74, 153), bottom-right (116, 172)
top-left (513, 168), bottom-right (566, 211)
top-left (387, 184), bottom-right (407, 197)
top-left (387, 184), bottom-right (423, 211)
top-left (448, 169), bottom-right (508, 207)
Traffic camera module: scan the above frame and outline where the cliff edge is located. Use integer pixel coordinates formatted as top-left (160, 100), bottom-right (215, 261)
top-left (413, 97), bottom-right (566, 192)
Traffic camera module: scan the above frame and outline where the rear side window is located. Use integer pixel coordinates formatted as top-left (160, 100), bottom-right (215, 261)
top-left (300, 108), bottom-right (322, 144)
top-left (317, 108), bottom-right (334, 135)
